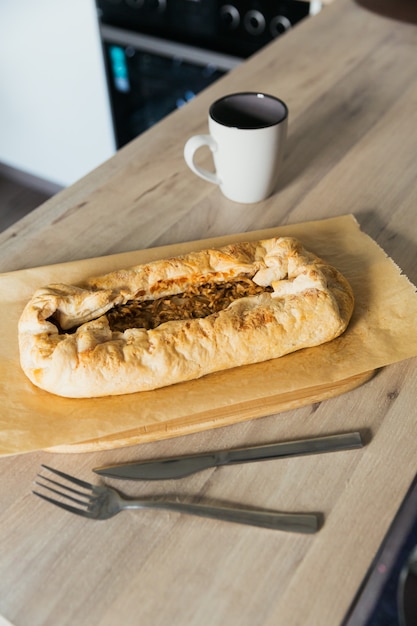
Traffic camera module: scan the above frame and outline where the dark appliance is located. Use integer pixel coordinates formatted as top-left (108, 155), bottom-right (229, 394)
top-left (96, 0), bottom-right (316, 148)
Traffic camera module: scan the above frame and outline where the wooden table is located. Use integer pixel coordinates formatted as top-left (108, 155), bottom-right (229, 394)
top-left (1, 1), bottom-right (417, 624)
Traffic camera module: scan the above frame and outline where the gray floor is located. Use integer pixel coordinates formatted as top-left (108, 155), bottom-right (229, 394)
top-left (0, 173), bottom-right (52, 232)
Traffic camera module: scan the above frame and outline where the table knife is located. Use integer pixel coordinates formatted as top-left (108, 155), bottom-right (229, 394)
top-left (94, 431), bottom-right (363, 481)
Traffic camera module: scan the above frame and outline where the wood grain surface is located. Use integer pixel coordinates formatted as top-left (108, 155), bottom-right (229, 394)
top-left (1, 1), bottom-right (417, 625)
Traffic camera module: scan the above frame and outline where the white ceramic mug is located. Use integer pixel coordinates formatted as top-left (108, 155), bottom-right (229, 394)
top-left (184, 92), bottom-right (288, 204)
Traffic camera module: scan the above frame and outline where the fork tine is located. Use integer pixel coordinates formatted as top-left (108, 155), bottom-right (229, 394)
top-left (36, 474), bottom-right (89, 499)
top-left (33, 490), bottom-right (92, 518)
top-left (34, 479), bottom-right (90, 506)
top-left (41, 464), bottom-right (94, 490)
top-left (34, 465), bottom-right (97, 514)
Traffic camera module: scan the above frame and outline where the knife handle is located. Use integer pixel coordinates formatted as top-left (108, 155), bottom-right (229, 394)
top-left (223, 432), bottom-right (363, 465)
top-left (127, 499), bottom-right (320, 533)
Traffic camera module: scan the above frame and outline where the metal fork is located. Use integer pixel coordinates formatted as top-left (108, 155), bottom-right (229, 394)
top-left (33, 465), bottom-right (320, 533)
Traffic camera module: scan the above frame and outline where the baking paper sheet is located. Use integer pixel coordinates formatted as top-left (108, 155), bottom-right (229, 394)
top-left (1, 214), bottom-right (417, 456)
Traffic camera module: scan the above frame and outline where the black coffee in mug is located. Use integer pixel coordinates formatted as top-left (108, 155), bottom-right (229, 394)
top-left (210, 93), bottom-right (288, 129)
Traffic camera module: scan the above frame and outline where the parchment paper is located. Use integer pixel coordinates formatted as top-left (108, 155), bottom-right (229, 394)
top-left (1, 215), bottom-right (417, 456)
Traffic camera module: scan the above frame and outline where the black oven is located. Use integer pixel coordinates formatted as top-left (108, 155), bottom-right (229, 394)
top-left (96, 0), bottom-right (315, 148)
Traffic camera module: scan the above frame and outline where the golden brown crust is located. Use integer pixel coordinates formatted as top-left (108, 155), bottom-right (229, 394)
top-left (18, 237), bottom-right (354, 398)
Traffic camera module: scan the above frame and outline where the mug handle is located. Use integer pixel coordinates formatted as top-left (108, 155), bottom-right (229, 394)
top-left (184, 135), bottom-right (221, 185)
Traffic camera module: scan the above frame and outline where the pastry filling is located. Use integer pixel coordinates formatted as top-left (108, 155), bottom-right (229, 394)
top-left (48, 276), bottom-right (274, 334)
top-left (107, 277), bottom-right (273, 332)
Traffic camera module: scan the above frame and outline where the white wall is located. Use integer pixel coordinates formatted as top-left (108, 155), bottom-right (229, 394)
top-left (0, 0), bottom-right (116, 188)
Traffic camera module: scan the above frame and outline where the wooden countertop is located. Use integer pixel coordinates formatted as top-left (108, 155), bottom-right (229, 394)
top-left (1, 1), bottom-right (417, 624)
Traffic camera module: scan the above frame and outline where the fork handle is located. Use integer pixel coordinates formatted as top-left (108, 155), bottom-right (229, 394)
top-left (126, 500), bottom-right (320, 533)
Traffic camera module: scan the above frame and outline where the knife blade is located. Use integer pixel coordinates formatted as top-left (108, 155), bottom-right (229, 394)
top-left (94, 431), bottom-right (363, 481)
